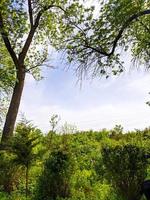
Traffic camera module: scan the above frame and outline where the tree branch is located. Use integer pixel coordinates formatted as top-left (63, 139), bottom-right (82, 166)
top-left (19, 11), bottom-right (42, 62)
top-left (28, 0), bottom-right (33, 27)
top-left (19, 4), bottom-right (66, 63)
top-left (0, 12), bottom-right (19, 68)
top-left (83, 9), bottom-right (150, 58)
top-left (83, 44), bottom-right (109, 56)
top-left (25, 56), bottom-right (49, 72)
top-left (110, 9), bottom-right (150, 56)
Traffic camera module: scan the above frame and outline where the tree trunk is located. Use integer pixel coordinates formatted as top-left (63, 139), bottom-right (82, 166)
top-left (26, 165), bottom-right (29, 198)
top-left (1, 67), bottom-right (25, 143)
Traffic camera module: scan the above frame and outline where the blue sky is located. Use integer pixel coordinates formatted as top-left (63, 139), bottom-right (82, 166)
top-left (18, 0), bottom-right (150, 133)
top-left (19, 50), bottom-right (150, 133)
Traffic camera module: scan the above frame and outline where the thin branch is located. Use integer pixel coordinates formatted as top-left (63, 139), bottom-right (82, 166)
top-left (28, 0), bottom-right (33, 27)
top-left (0, 12), bottom-right (19, 68)
top-left (26, 63), bottom-right (54, 73)
top-left (83, 44), bottom-right (109, 56)
top-left (25, 56), bottom-right (49, 72)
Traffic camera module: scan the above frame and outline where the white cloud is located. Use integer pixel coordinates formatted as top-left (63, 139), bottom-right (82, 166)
top-left (20, 100), bottom-right (150, 133)
top-left (19, 61), bottom-right (150, 133)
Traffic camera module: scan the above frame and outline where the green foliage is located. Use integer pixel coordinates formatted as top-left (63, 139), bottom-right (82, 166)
top-left (11, 120), bottom-right (42, 197)
top-left (0, 151), bottom-right (20, 194)
top-left (0, 97), bottom-right (9, 127)
top-left (0, 43), bottom-right (15, 91)
top-left (102, 144), bottom-right (148, 200)
top-left (1, 123), bottom-right (150, 200)
top-left (12, 121), bottom-right (41, 168)
top-left (0, 0), bottom-right (85, 78)
top-left (109, 125), bottom-right (124, 140)
top-left (34, 144), bottom-right (74, 200)
top-left (0, 191), bottom-right (31, 200)
top-left (49, 114), bottom-right (60, 132)
top-left (0, 42), bottom-right (15, 125)
top-left (53, 0), bottom-right (150, 78)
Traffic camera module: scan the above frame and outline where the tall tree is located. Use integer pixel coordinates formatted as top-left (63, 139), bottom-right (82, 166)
top-left (0, 0), bottom-right (85, 143)
top-left (54, 0), bottom-right (150, 78)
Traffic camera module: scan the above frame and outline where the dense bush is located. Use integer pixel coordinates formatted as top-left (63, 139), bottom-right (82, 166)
top-left (0, 151), bottom-right (20, 194)
top-left (34, 145), bottom-right (74, 200)
top-left (102, 144), bottom-right (148, 200)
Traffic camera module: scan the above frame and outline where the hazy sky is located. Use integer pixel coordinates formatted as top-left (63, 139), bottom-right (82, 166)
top-left (19, 49), bottom-right (150, 133)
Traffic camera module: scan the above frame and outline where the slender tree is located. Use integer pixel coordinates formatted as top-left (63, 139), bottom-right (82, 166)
top-left (0, 0), bottom-right (85, 143)
top-left (11, 121), bottom-right (41, 198)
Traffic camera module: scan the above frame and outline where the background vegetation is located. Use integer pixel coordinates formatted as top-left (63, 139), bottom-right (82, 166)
top-left (0, 121), bottom-right (150, 200)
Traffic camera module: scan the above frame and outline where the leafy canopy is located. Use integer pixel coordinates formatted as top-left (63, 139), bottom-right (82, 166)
top-left (0, 0), bottom-right (87, 77)
top-left (52, 0), bottom-right (150, 78)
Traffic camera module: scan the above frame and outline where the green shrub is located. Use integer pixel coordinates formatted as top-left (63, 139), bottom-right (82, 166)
top-left (0, 191), bottom-right (31, 200)
top-left (0, 151), bottom-right (20, 194)
top-left (102, 144), bottom-right (148, 200)
top-left (0, 192), bottom-right (10, 200)
top-left (34, 145), bottom-right (74, 200)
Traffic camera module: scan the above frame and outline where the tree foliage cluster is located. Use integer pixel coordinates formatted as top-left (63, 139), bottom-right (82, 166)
top-left (54, 0), bottom-right (150, 78)
top-left (0, 122), bottom-right (150, 200)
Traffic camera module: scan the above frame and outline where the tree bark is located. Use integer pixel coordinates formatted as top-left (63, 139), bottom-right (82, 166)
top-left (1, 67), bottom-right (25, 143)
